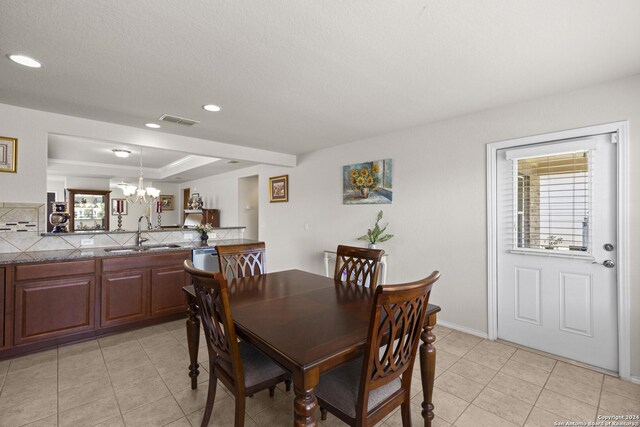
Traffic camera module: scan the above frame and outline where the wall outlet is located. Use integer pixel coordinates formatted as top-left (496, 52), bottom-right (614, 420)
top-left (209, 232), bottom-right (217, 239)
top-left (184, 233), bottom-right (195, 241)
top-left (81, 238), bottom-right (94, 246)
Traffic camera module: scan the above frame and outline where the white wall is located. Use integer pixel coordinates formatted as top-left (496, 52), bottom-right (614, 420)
top-left (184, 74), bottom-right (640, 377)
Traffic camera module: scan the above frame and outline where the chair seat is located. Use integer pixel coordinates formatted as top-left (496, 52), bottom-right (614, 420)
top-left (315, 356), bottom-right (402, 418)
top-left (218, 341), bottom-right (287, 388)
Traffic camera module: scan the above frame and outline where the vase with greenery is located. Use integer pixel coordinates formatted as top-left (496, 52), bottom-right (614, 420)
top-left (357, 210), bottom-right (393, 249)
top-left (194, 223), bottom-right (214, 244)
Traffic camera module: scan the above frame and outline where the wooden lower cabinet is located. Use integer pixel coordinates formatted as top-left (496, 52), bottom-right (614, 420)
top-left (101, 270), bottom-right (149, 327)
top-left (0, 267), bottom-right (5, 348)
top-left (14, 275), bottom-right (95, 346)
top-left (150, 266), bottom-right (188, 317)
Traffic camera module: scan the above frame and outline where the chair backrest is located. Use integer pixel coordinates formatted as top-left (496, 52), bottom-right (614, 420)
top-left (184, 260), bottom-right (244, 389)
top-left (334, 245), bottom-right (384, 287)
top-left (217, 242), bottom-right (266, 280)
top-left (357, 271), bottom-right (440, 419)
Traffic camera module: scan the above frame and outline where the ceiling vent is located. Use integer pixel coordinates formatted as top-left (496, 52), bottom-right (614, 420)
top-left (226, 160), bottom-right (240, 164)
top-left (158, 114), bottom-right (200, 126)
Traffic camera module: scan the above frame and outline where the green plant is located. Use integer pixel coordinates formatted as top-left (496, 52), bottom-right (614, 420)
top-left (194, 223), bottom-right (214, 234)
top-left (357, 210), bottom-right (394, 244)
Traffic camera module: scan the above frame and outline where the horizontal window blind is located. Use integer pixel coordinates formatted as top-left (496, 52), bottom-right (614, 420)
top-left (512, 150), bottom-right (592, 254)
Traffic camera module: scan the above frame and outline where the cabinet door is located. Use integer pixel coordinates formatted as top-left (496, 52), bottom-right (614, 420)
top-left (101, 270), bottom-right (149, 327)
top-left (14, 276), bottom-right (95, 346)
top-left (150, 266), bottom-right (188, 317)
top-left (0, 267), bottom-right (5, 348)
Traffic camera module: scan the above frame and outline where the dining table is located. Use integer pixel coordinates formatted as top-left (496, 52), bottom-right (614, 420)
top-left (182, 269), bottom-right (441, 427)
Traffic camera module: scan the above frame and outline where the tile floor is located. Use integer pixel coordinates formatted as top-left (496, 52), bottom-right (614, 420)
top-left (0, 321), bottom-right (638, 427)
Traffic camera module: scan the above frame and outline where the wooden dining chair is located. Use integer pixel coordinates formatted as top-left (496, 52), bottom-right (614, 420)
top-left (217, 242), bottom-right (266, 280)
top-left (184, 260), bottom-right (290, 427)
top-left (316, 271), bottom-right (440, 427)
top-left (334, 245), bottom-right (385, 287)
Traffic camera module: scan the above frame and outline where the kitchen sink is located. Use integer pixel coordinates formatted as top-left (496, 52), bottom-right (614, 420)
top-left (104, 244), bottom-right (182, 253)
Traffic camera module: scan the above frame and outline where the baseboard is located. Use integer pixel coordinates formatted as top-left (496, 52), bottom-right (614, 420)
top-left (437, 320), bottom-right (488, 339)
top-left (630, 375), bottom-right (640, 385)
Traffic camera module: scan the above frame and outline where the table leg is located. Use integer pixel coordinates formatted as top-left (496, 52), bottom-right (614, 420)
top-left (293, 371), bottom-right (319, 427)
top-left (419, 313), bottom-right (437, 427)
top-left (186, 293), bottom-right (201, 390)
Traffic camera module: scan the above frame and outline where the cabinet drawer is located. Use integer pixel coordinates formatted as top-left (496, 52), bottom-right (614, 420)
top-left (14, 276), bottom-right (95, 346)
top-left (15, 260), bottom-right (96, 282)
top-left (102, 251), bottom-right (190, 273)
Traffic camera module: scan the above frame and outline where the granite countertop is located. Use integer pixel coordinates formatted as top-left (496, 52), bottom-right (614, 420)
top-left (0, 239), bottom-right (257, 265)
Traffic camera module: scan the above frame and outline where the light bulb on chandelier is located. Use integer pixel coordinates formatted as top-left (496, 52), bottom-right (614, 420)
top-left (120, 148), bottom-right (160, 204)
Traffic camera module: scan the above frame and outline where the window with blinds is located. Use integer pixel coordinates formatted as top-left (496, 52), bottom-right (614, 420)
top-left (513, 150), bottom-right (591, 253)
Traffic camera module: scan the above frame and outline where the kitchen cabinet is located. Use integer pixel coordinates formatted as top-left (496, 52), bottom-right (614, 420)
top-left (66, 188), bottom-right (111, 232)
top-left (0, 267), bottom-right (5, 349)
top-left (13, 260), bottom-right (96, 346)
top-left (150, 266), bottom-right (188, 317)
top-left (101, 270), bottom-right (149, 327)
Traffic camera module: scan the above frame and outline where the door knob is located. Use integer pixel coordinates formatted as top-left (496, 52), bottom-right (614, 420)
top-left (591, 260), bottom-right (616, 268)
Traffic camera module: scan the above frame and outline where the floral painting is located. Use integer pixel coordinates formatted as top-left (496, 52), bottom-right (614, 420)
top-left (343, 159), bottom-right (392, 204)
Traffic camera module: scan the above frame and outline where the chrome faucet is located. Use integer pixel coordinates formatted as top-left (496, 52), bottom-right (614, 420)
top-left (136, 215), bottom-right (150, 247)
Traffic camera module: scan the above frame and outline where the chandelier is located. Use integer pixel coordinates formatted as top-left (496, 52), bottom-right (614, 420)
top-left (120, 148), bottom-right (160, 204)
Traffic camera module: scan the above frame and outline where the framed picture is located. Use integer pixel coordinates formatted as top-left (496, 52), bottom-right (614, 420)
top-left (160, 195), bottom-right (175, 210)
top-left (343, 159), bottom-right (393, 205)
top-left (111, 199), bottom-right (128, 215)
top-left (0, 136), bottom-right (17, 173)
top-left (269, 175), bottom-right (289, 203)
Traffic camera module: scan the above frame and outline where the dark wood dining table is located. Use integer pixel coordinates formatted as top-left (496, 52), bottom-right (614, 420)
top-left (183, 269), bottom-right (441, 427)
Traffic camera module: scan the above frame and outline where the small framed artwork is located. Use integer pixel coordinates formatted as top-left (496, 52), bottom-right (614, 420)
top-left (111, 199), bottom-right (128, 215)
top-left (0, 136), bottom-right (17, 173)
top-left (160, 195), bottom-right (175, 210)
top-left (269, 175), bottom-right (289, 203)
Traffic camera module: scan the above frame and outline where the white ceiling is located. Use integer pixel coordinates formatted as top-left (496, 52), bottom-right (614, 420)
top-left (47, 134), bottom-right (253, 183)
top-left (2, 1), bottom-right (640, 156)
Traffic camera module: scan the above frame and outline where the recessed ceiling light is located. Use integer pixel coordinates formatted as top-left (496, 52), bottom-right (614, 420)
top-left (112, 149), bottom-right (131, 158)
top-left (145, 123), bottom-right (161, 129)
top-left (202, 104), bottom-right (221, 112)
top-left (7, 54), bottom-right (42, 68)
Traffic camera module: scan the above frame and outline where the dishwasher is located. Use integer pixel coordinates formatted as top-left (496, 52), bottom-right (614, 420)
top-left (192, 247), bottom-right (220, 272)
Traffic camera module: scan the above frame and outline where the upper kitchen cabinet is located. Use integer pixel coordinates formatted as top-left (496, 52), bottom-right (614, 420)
top-left (67, 189), bottom-right (111, 232)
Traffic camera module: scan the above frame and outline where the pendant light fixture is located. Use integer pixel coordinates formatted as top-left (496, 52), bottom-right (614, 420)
top-left (121, 147), bottom-right (160, 204)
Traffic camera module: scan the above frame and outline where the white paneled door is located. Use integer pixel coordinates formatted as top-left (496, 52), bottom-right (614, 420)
top-left (497, 133), bottom-right (618, 371)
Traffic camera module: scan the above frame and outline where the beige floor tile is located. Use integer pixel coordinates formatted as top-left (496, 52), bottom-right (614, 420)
top-left (115, 376), bottom-right (171, 412)
top-left (249, 395), bottom-right (298, 427)
top-left (602, 375), bottom-right (640, 402)
top-left (93, 416), bottom-right (125, 427)
top-left (0, 376), bottom-right (57, 410)
top-left (454, 404), bottom-right (519, 427)
top-left (473, 387), bottom-right (533, 425)
top-left (0, 395), bottom-right (57, 427)
top-left (187, 401), bottom-right (260, 427)
top-left (22, 414), bottom-right (58, 426)
top-left (8, 349), bottom-right (57, 372)
top-left (535, 389), bottom-right (597, 421)
top-left (544, 374), bottom-right (601, 406)
top-left (463, 347), bottom-right (509, 371)
top-left (598, 391), bottom-right (640, 415)
top-left (58, 339), bottom-right (100, 358)
top-left (3, 361), bottom-right (57, 388)
top-left (412, 349), bottom-right (459, 379)
top-left (98, 331), bottom-right (137, 349)
top-left (434, 371), bottom-right (484, 403)
top-left (164, 418), bottom-right (192, 427)
top-left (435, 333), bottom-right (480, 357)
top-left (0, 360), bottom-right (10, 376)
top-left (487, 372), bottom-right (542, 404)
top-left (552, 362), bottom-right (603, 388)
top-left (511, 349), bottom-right (557, 372)
top-left (433, 324), bottom-right (453, 339)
top-left (383, 401), bottom-right (441, 427)
top-left (160, 366), bottom-right (209, 394)
top-left (500, 360), bottom-right (550, 387)
top-left (122, 395), bottom-right (183, 427)
top-left (58, 395), bottom-right (121, 427)
top-left (138, 332), bottom-right (181, 353)
top-left (524, 407), bottom-right (568, 427)
top-left (448, 359), bottom-right (497, 385)
top-left (132, 324), bottom-right (169, 339)
top-left (476, 340), bottom-right (517, 359)
top-left (101, 341), bottom-right (144, 362)
top-left (109, 362), bottom-right (161, 392)
top-left (58, 363), bottom-right (110, 391)
top-left (58, 349), bottom-right (104, 374)
top-left (415, 386), bottom-right (468, 423)
top-left (105, 349), bottom-right (151, 375)
top-left (58, 376), bottom-right (114, 411)
top-left (163, 319), bottom-right (185, 331)
top-left (245, 387), bottom-right (289, 416)
top-left (172, 380), bottom-right (230, 415)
